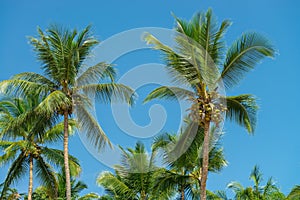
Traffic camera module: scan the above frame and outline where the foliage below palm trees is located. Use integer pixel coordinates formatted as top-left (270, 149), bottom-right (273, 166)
top-left (224, 165), bottom-right (285, 200)
top-left (97, 142), bottom-right (173, 200)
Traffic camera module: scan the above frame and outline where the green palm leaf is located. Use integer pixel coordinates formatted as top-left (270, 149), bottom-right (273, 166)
top-left (41, 119), bottom-right (77, 144)
top-left (0, 153), bottom-right (28, 199)
top-left (145, 33), bottom-right (202, 86)
top-left (225, 94), bottom-right (258, 133)
top-left (34, 156), bottom-right (58, 198)
top-left (12, 72), bottom-right (56, 88)
top-left (143, 86), bottom-right (195, 103)
top-left (35, 90), bottom-right (71, 117)
top-left (75, 103), bottom-right (111, 150)
top-left (0, 79), bottom-right (51, 98)
top-left (76, 62), bottom-right (116, 86)
top-left (80, 83), bottom-right (135, 105)
top-left (221, 32), bottom-right (275, 88)
top-left (97, 171), bottom-right (135, 199)
top-left (41, 147), bottom-right (81, 177)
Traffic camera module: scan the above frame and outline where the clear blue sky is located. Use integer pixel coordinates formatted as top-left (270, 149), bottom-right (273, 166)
top-left (1, 0), bottom-right (300, 197)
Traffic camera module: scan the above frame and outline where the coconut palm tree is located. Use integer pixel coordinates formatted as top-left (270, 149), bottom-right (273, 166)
top-left (0, 25), bottom-right (135, 200)
top-left (228, 165), bottom-right (285, 200)
top-left (152, 120), bottom-right (227, 200)
top-left (144, 9), bottom-right (275, 199)
top-left (287, 185), bottom-right (300, 200)
top-left (0, 95), bottom-right (80, 199)
top-left (97, 142), bottom-right (172, 200)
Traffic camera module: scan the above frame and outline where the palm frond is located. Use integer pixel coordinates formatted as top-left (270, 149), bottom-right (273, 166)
top-left (143, 86), bottom-right (194, 103)
top-left (97, 171), bottom-right (135, 199)
top-left (35, 90), bottom-right (71, 117)
top-left (80, 83), bottom-right (136, 105)
top-left (145, 33), bottom-right (201, 86)
top-left (227, 181), bottom-right (244, 193)
top-left (75, 25), bottom-right (99, 68)
top-left (72, 180), bottom-right (87, 196)
top-left (210, 19), bottom-right (232, 66)
top-left (225, 94), bottom-right (258, 133)
top-left (34, 156), bottom-right (58, 198)
top-left (0, 79), bottom-right (51, 98)
top-left (153, 169), bottom-right (188, 195)
top-left (0, 152), bottom-right (28, 199)
top-left (74, 103), bottom-right (111, 150)
top-left (11, 72), bottom-right (56, 88)
top-left (41, 147), bottom-right (81, 177)
top-left (250, 165), bottom-right (263, 191)
top-left (29, 27), bottom-right (58, 81)
top-left (221, 32), bottom-right (275, 88)
top-left (41, 119), bottom-right (77, 144)
top-left (76, 62), bottom-right (116, 86)
top-left (0, 141), bottom-right (25, 166)
top-left (78, 193), bottom-right (100, 200)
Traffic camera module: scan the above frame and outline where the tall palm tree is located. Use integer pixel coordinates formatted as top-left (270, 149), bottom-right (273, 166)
top-left (97, 142), bottom-right (172, 200)
top-left (0, 96), bottom-right (80, 199)
top-left (0, 25), bottom-right (135, 199)
top-left (228, 165), bottom-right (285, 200)
top-left (144, 9), bottom-right (275, 199)
top-left (152, 120), bottom-right (227, 200)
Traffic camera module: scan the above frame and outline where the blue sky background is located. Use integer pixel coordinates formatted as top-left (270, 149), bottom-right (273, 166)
top-left (1, 0), bottom-right (300, 197)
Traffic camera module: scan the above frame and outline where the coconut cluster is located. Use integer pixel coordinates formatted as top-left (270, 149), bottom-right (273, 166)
top-left (189, 91), bottom-right (227, 125)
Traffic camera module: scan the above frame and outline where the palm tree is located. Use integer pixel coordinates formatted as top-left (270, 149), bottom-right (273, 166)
top-left (152, 120), bottom-right (227, 200)
top-left (0, 25), bottom-right (135, 200)
top-left (97, 142), bottom-right (172, 200)
top-left (228, 165), bottom-right (285, 200)
top-left (143, 9), bottom-right (275, 199)
top-left (0, 95), bottom-right (80, 199)
top-left (287, 185), bottom-right (300, 200)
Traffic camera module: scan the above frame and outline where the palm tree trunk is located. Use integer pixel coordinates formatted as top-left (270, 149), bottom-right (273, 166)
top-left (200, 121), bottom-right (210, 200)
top-left (63, 110), bottom-right (71, 200)
top-left (181, 187), bottom-right (185, 200)
top-left (28, 155), bottom-right (33, 200)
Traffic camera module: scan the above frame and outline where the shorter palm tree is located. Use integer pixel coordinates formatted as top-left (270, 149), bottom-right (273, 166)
top-left (97, 142), bottom-right (172, 200)
top-left (152, 120), bottom-right (227, 200)
top-left (0, 96), bottom-right (80, 199)
top-left (228, 165), bottom-right (285, 200)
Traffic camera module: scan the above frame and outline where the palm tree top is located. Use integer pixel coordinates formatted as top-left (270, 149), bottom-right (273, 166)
top-left (30, 24), bottom-right (99, 86)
